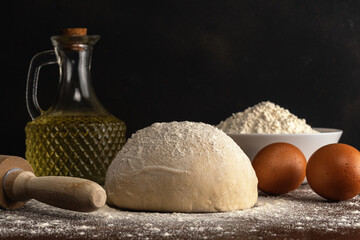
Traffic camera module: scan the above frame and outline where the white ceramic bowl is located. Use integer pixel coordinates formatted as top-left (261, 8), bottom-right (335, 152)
top-left (228, 128), bottom-right (343, 162)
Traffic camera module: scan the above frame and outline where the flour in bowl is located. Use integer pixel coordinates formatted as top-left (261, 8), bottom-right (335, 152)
top-left (217, 101), bottom-right (318, 134)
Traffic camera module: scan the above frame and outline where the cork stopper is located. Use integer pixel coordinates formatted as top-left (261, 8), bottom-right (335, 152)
top-left (60, 28), bottom-right (87, 36)
top-left (51, 28), bottom-right (99, 50)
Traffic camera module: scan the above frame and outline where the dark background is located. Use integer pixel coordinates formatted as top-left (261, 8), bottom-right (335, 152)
top-left (2, 0), bottom-right (360, 157)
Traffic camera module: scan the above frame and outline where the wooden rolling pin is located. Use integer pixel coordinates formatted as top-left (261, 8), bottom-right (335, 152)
top-left (0, 155), bottom-right (106, 212)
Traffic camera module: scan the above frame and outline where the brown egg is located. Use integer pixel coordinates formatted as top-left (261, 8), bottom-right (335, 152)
top-left (252, 142), bottom-right (307, 195)
top-left (306, 143), bottom-right (360, 201)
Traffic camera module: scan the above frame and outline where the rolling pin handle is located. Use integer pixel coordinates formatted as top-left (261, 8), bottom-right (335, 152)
top-left (2, 168), bottom-right (22, 193)
top-left (3, 169), bottom-right (106, 212)
top-left (4, 170), bottom-right (35, 202)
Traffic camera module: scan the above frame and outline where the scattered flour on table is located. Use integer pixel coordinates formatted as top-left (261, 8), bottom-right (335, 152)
top-left (0, 186), bottom-right (359, 239)
top-left (217, 101), bottom-right (318, 134)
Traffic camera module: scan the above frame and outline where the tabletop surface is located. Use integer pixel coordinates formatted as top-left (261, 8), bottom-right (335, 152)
top-left (0, 184), bottom-right (360, 240)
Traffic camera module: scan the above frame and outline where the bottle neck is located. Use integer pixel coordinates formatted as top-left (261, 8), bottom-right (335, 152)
top-left (58, 46), bottom-right (94, 101)
top-left (48, 45), bottom-right (107, 116)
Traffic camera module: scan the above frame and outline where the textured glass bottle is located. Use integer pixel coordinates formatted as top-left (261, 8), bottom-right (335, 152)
top-left (25, 29), bottom-right (126, 185)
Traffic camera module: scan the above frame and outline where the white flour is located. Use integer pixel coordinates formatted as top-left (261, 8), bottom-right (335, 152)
top-left (217, 101), bottom-right (318, 134)
top-left (0, 185), bottom-right (359, 239)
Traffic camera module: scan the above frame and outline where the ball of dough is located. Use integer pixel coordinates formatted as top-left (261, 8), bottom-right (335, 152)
top-left (105, 121), bottom-right (258, 212)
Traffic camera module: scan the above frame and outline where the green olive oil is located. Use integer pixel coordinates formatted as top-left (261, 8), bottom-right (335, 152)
top-left (25, 115), bottom-right (126, 185)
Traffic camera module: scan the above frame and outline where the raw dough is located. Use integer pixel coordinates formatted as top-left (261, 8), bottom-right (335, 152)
top-left (105, 121), bottom-right (258, 212)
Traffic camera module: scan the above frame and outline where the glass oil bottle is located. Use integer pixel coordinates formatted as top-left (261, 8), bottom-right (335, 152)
top-left (25, 28), bottom-right (126, 185)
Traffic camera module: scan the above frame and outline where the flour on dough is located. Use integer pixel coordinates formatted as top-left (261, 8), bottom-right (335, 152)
top-left (105, 121), bottom-right (258, 213)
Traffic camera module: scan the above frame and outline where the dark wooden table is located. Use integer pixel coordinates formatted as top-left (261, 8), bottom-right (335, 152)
top-left (1, 184), bottom-right (360, 240)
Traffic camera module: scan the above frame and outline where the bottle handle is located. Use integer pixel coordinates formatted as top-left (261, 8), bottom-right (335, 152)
top-left (26, 50), bottom-right (58, 120)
